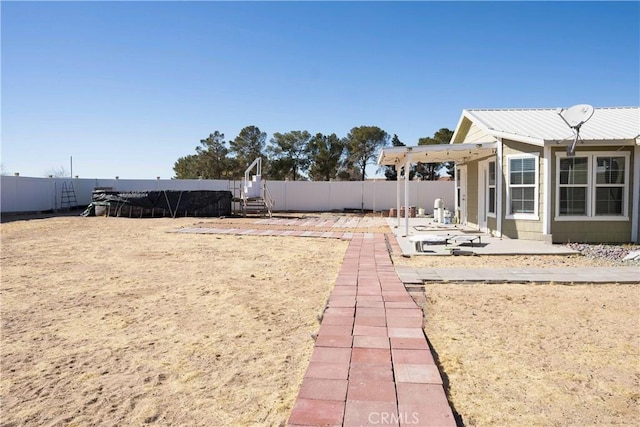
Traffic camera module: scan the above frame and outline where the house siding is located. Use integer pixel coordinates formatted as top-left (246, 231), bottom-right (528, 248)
top-left (551, 221), bottom-right (630, 243)
top-left (549, 146), bottom-right (635, 243)
top-left (501, 140), bottom-right (545, 240)
top-left (465, 123), bottom-right (493, 144)
top-left (449, 107), bottom-right (639, 244)
top-left (487, 216), bottom-right (498, 235)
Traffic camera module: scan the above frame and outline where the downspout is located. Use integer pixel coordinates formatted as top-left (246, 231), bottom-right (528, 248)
top-left (543, 144), bottom-right (552, 238)
top-left (496, 138), bottom-right (503, 238)
top-left (632, 143), bottom-right (640, 242)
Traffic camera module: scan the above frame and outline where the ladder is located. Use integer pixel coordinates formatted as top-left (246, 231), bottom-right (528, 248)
top-left (60, 180), bottom-right (78, 210)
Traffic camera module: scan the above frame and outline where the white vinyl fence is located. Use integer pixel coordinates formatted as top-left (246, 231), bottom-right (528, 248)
top-left (0, 175), bottom-right (454, 214)
top-left (265, 180), bottom-right (455, 212)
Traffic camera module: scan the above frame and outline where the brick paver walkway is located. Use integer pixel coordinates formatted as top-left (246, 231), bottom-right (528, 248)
top-left (287, 234), bottom-right (455, 427)
top-left (173, 217), bottom-right (637, 425)
top-left (175, 226), bottom-right (378, 241)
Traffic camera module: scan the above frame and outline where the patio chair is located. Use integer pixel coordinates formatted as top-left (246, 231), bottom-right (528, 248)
top-left (444, 234), bottom-right (482, 247)
top-left (409, 234), bottom-right (447, 252)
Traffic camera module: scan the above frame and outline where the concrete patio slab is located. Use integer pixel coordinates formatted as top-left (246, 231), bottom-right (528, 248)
top-left (399, 266), bottom-right (640, 284)
top-left (386, 217), bottom-right (580, 256)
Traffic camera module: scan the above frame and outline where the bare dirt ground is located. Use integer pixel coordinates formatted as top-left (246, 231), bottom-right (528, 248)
top-left (424, 283), bottom-right (640, 426)
top-left (1, 216), bottom-right (347, 426)
top-left (2, 213), bottom-right (639, 427)
top-left (395, 250), bottom-right (640, 426)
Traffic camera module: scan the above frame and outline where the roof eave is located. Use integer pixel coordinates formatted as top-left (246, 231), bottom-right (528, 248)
top-left (450, 109), bottom-right (497, 144)
top-left (544, 138), bottom-right (640, 146)
top-left (489, 130), bottom-right (545, 146)
top-left (449, 111), bottom-right (470, 143)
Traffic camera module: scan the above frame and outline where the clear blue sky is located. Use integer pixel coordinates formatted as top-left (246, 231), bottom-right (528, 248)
top-left (2, 1), bottom-right (639, 179)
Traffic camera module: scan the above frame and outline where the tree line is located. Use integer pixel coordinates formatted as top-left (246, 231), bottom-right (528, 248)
top-left (173, 125), bottom-right (453, 181)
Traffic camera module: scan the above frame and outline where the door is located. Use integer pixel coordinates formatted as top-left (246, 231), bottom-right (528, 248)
top-left (478, 162), bottom-right (488, 232)
top-left (478, 159), bottom-right (496, 233)
top-left (456, 166), bottom-right (467, 225)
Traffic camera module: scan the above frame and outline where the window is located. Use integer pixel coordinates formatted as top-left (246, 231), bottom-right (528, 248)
top-left (595, 156), bottom-right (625, 215)
top-left (559, 157), bottom-right (588, 215)
top-left (555, 153), bottom-right (628, 220)
top-left (508, 156), bottom-right (537, 217)
top-left (488, 161), bottom-right (496, 215)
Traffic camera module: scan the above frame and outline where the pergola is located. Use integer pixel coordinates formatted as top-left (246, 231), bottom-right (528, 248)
top-left (377, 142), bottom-right (497, 236)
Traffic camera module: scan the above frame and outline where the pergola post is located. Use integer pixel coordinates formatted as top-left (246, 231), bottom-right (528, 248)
top-left (396, 162), bottom-right (401, 228)
top-left (404, 154), bottom-right (411, 236)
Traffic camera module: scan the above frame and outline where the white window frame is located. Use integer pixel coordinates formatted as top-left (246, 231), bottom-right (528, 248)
top-left (487, 160), bottom-right (497, 218)
top-left (557, 155), bottom-right (590, 217)
top-left (554, 151), bottom-right (630, 221)
top-left (506, 153), bottom-right (539, 220)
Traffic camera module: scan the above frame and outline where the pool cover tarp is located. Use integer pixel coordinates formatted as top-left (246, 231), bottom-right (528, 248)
top-left (92, 190), bottom-right (232, 217)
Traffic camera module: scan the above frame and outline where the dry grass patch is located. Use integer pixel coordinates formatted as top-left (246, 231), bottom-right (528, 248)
top-left (425, 282), bottom-right (640, 426)
top-left (1, 216), bottom-right (347, 426)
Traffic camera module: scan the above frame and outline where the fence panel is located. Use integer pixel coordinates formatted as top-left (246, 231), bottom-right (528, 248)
top-left (1, 176), bottom-right (454, 214)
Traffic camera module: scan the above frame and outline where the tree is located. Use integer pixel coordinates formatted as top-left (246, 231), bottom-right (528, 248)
top-left (336, 162), bottom-right (361, 181)
top-left (415, 128), bottom-right (454, 180)
top-left (196, 131), bottom-right (232, 178)
top-left (45, 166), bottom-right (69, 178)
top-left (173, 154), bottom-right (203, 179)
top-left (384, 134), bottom-right (406, 180)
top-left (307, 133), bottom-right (345, 181)
top-left (344, 126), bottom-right (389, 180)
top-left (173, 131), bottom-right (232, 179)
top-left (267, 130), bottom-right (311, 181)
top-left (229, 125), bottom-right (267, 178)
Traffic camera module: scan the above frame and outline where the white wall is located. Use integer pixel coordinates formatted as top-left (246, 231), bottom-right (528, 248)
top-left (267, 180), bottom-right (454, 212)
top-left (0, 176), bottom-right (454, 214)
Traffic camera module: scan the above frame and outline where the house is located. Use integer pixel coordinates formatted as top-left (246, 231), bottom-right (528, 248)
top-left (378, 106), bottom-right (640, 243)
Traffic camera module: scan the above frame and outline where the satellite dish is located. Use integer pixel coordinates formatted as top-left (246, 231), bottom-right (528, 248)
top-left (557, 104), bottom-right (594, 156)
top-left (560, 104), bottom-right (594, 128)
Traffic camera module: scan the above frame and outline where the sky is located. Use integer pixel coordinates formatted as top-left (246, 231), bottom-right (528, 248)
top-left (2, 1), bottom-right (639, 180)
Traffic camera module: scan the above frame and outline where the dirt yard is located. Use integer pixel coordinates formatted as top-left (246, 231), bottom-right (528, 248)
top-left (423, 282), bottom-right (639, 426)
top-left (1, 216), bottom-right (347, 426)
top-left (2, 214), bottom-right (639, 426)
top-left (393, 252), bottom-right (639, 426)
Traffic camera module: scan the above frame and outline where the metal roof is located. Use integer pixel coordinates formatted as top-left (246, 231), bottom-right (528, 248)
top-left (377, 106), bottom-right (639, 167)
top-left (458, 106), bottom-right (640, 144)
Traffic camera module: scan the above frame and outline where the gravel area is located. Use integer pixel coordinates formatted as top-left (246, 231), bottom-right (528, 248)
top-left (564, 243), bottom-right (640, 265)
